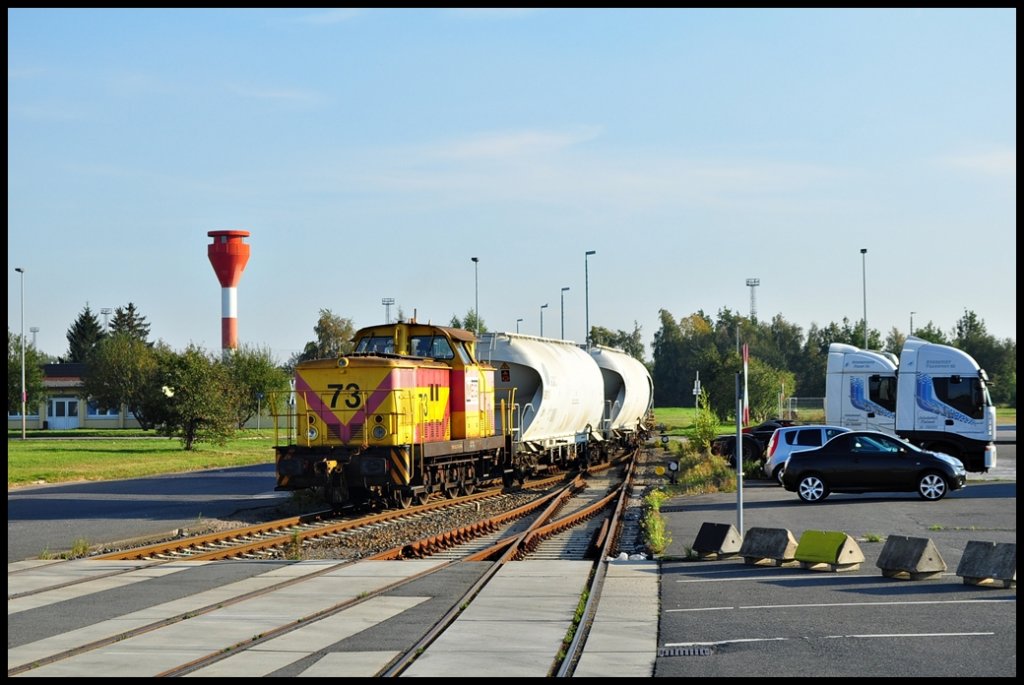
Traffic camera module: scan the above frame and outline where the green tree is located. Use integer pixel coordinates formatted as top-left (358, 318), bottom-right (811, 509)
top-left (650, 306), bottom-right (1015, 416)
top-left (109, 302), bottom-right (151, 342)
top-left (155, 346), bottom-right (240, 450)
top-left (883, 326), bottom-right (906, 357)
top-left (911, 320), bottom-right (948, 344)
top-left (794, 323), bottom-right (830, 397)
top-left (65, 304), bottom-right (106, 362)
top-left (951, 310), bottom-right (1016, 406)
top-left (651, 309), bottom-right (687, 406)
top-left (745, 357), bottom-right (796, 423)
top-left (7, 329), bottom-right (48, 415)
top-left (451, 310), bottom-right (486, 335)
top-left (81, 333), bottom-right (161, 428)
top-left (291, 309), bottom-right (356, 366)
top-left (129, 344), bottom-right (179, 430)
top-left (590, 322), bottom-right (646, 362)
top-left (224, 344), bottom-right (290, 427)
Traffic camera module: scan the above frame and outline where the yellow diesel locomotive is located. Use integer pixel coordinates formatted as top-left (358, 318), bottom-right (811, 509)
top-left (274, 321), bottom-right (509, 508)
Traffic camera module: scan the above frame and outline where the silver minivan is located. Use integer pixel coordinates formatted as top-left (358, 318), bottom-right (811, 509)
top-left (763, 425), bottom-right (851, 483)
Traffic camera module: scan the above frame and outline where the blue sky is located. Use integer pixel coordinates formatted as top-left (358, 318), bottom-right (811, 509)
top-left (8, 8), bottom-right (1016, 365)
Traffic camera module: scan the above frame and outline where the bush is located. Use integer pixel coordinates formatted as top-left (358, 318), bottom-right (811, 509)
top-left (689, 389), bottom-right (720, 452)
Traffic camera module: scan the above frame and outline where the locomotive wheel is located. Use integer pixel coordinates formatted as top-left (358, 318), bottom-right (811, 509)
top-left (323, 480), bottom-right (347, 509)
top-left (459, 466), bottom-right (476, 495)
top-left (415, 472), bottom-right (432, 506)
top-left (441, 476), bottom-right (458, 499)
top-left (392, 490), bottom-right (413, 509)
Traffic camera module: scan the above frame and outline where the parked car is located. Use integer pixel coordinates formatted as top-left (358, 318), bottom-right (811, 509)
top-left (710, 433), bottom-right (763, 467)
top-left (763, 425), bottom-right (852, 484)
top-left (744, 419), bottom-right (797, 449)
top-left (781, 430), bottom-right (967, 502)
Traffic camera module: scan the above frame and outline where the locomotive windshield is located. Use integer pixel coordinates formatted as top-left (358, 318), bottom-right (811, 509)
top-left (410, 335), bottom-right (454, 360)
top-left (355, 336), bottom-right (395, 354)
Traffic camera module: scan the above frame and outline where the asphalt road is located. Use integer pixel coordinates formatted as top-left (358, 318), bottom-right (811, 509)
top-left (655, 454), bottom-right (1016, 678)
top-left (6, 463), bottom-right (292, 563)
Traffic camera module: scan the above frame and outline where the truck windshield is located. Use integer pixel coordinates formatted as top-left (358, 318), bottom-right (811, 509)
top-left (933, 376), bottom-right (987, 420)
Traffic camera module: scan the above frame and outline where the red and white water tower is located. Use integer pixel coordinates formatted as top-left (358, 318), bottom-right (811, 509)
top-left (207, 230), bottom-right (251, 351)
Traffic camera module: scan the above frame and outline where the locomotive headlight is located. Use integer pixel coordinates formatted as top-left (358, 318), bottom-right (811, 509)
top-left (371, 425), bottom-right (387, 440)
top-left (307, 426), bottom-right (319, 440)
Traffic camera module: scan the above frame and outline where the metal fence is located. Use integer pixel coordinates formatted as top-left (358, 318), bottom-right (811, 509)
top-left (782, 397), bottom-right (825, 423)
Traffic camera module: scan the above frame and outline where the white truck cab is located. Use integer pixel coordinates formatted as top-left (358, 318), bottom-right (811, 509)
top-left (826, 337), bottom-right (996, 473)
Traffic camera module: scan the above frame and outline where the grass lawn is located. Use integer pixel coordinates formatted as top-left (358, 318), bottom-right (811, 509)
top-left (7, 430), bottom-right (277, 488)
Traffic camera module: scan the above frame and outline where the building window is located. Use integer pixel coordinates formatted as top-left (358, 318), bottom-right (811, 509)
top-left (8, 409), bottom-right (40, 418)
top-left (88, 401), bottom-right (120, 417)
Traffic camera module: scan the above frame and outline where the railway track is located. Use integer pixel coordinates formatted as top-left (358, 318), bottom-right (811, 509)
top-left (9, 451), bottom-right (645, 678)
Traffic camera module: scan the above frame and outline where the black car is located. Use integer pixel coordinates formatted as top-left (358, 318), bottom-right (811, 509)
top-left (710, 433), bottom-right (764, 467)
top-left (744, 419), bottom-right (797, 448)
top-left (780, 430), bottom-right (967, 502)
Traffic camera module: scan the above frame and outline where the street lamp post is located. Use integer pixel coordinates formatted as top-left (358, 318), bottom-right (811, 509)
top-left (15, 267), bottom-right (26, 440)
top-left (584, 250), bottom-right (596, 349)
top-left (860, 248), bottom-right (868, 348)
top-left (471, 257), bottom-right (479, 335)
top-left (540, 303), bottom-right (549, 337)
top-left (560, 287), bottom-right (570, 340)
top-left (516, 318), bottom-right (523, 334)
top-left (910, 311), bottom-right (916, 336)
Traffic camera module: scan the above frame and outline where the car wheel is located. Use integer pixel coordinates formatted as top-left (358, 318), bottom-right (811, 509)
top-left (797, 475), bottom-right (829, 502)
top-left (918, 472), bottom-right (948, 501)
top-left (773, 465), bottom-right (785, 486)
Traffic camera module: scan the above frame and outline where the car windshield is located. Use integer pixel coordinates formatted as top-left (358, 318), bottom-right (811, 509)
top-left (851, 434), bottom-right (923, 454)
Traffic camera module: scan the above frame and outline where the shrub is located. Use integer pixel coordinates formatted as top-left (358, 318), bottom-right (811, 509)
top-left (689, 389), bottom-right (720, 452)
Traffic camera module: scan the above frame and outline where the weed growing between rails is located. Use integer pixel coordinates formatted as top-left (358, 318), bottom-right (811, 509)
top-left (641, 489), bottom-right (672, 556)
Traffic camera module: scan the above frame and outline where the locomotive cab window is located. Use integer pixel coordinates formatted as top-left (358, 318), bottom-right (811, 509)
top-left (408, 335), bottom-right (455, 360)
top-left (411, 336), bottom-right (433, 357)
top-left (356, 336), bottom-right (395, 354)
top-left (431, 338), bottom-right (455, 360)
top-left (454, 343), bottom-right (473, 364)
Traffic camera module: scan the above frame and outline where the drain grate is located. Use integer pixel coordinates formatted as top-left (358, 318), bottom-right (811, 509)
top-left (658, 646), bottom-right (713, 657)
